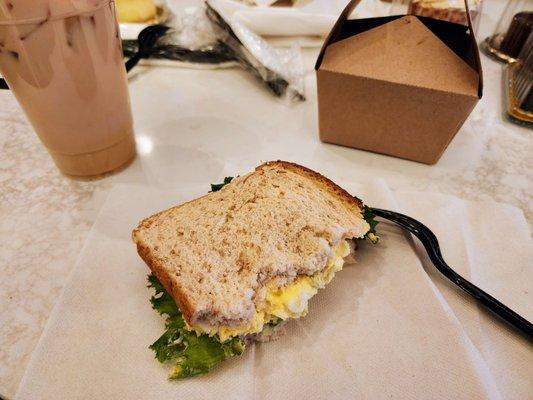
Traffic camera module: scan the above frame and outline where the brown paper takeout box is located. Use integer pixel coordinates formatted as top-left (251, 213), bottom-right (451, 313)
top-left (315, 0), bottom-right (483, 164)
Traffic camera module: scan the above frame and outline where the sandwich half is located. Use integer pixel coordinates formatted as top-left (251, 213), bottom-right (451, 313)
top-left (132, 161), bottom-right (377, 378)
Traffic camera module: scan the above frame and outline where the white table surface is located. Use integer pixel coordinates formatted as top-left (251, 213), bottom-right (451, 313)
top-left (0, 0), bottom-right (531, 398)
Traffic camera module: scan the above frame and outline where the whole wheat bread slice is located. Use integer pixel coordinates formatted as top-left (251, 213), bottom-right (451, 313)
top-left (132, 161), bottom-right (369, 328)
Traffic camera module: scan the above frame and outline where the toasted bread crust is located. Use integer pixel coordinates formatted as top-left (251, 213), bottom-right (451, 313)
top-left (257, 161), bottom-right (364, 211)
top-left (134, 234), bottom-right (197, 323)
top-left (132, 161), bottom-right (368, 327)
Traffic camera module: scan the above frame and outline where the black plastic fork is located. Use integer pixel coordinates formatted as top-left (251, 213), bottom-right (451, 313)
top-left (373, 208), bottom-right (533, 340)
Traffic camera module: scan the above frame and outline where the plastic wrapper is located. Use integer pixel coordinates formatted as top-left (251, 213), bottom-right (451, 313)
top-left (503, 32), bottom-right (533, 125)
top-left (171, 6), bottom-right (219, 50)
top-left (482, 0), bottom-right (533, 63)
top-left (122, 2), bottom-right (305, 100)
top-left (205, 1), bottom-right (305, 100)
top-left (122, 7), bottom-right (237, 69)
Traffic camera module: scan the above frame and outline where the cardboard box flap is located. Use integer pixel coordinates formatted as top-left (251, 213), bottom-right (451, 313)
top-left (416, 17), bottom-right (483, 97)
top-left (315, 0), bottom-right (483, 98)
top-left (320, 15), bottom-right (479, 97)
top-left (315, 0), bottom-right (363, 71)
top-left (315, 0), bottom-right (484, 164)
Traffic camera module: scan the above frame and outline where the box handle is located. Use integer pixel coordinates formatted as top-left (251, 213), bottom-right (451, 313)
top-left (315, 0), bottom-right (482, 97)
top-left (461, 0), bottom-right (484, 97)
top-left (315, 0), bottom-right (362, 71)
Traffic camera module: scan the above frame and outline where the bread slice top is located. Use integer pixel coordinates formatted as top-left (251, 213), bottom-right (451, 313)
top-left (133, 161), bottom-right (370, 328)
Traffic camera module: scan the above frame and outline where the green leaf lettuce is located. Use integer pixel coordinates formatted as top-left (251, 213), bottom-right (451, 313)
top-left (210, 176), bottom-right (234, 192)
top-left (363, 205), bottom-right (379, 243)
top-left (148, 274), bottom-right (245, 379)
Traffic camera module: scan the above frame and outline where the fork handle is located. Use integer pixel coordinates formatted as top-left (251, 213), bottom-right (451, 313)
top-left (372, 208), bottom-right (533, 340)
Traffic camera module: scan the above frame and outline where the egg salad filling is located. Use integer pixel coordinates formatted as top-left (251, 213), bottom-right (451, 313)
top-left (191, 239), bottom-right (351, 342)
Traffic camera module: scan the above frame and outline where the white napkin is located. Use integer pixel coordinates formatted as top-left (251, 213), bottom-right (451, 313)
top-left (394, 191), bottom-right (533, 399)
top-left (206, 0), bottom-right (345, 38)
top-left (122, 0), bottom-right (393, 45)
top-left (205, 0), bottom-right (395, 46)
top-left (15, 181), bottom-right (532, 400)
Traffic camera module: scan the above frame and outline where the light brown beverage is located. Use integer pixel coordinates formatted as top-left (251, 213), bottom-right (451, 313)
top-left (0, 0), bottom-right (135, 176)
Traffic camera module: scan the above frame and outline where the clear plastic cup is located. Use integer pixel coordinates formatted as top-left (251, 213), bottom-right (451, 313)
top-left (0, 0), bottom-right (135, 176)
top-left (483, 0), bottom-right (533, 63)
top-left (504, 31), bottom-right (533, 124)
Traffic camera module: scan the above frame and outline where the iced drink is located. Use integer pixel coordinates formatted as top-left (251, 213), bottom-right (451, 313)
top-left (0, 0), bottom-right (135, 176)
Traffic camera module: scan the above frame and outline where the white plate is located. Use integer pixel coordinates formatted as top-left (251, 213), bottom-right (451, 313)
top-left (119, 4), bottom-right (173, 40)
